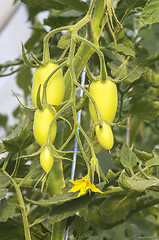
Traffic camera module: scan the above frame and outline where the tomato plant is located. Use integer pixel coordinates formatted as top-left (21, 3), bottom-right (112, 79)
top-left (1, 0), bottom-right (159, 240)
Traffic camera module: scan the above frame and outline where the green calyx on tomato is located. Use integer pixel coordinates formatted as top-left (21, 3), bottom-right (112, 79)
top-left (31, 62), bottom-right (65, 107)
top-left (40, 147), bottom-right (54, 173)
top-left (33, 108), bottom-right (57, 146)
top-left (89, 79), bottom-right (118, 123)
top-left (95, 122), bottom-right (114, 150)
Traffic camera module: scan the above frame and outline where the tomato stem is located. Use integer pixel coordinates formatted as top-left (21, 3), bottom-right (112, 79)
top-left (3, 170), bottom-right (32, 240)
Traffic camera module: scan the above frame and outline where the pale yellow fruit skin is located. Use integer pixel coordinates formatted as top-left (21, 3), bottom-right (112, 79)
top-left (31, 62), bottom-right (65, 107)
top-left (89, 80), bottom-right (118, 123)
top-left (40, 147), bottom-right (54, 173)
top-left (95, 122), bottom-right (114, 150)
top-left (33, 108), bottom-right (57, 146)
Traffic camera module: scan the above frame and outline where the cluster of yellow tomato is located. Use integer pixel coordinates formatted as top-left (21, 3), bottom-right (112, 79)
top-left (31, 62), bottom-right (117, 173)
top-left (32, 62), bottom-right (65, 173)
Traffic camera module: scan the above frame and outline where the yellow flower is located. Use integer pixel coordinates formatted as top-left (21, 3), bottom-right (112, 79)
top-left (68, 177), bottom-right (103, 197)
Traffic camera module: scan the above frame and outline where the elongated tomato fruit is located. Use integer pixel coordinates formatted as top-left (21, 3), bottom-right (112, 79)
top-left (40, 147), bottom-right (54, 173)
top-left (95, 122), bottom-right (114, 150)
top-left (89, 80), bottom-right (117, 123)
top-left (31, 62), bottom-right (65, 107)
top-left (33, 108), bottom-right (57, 146)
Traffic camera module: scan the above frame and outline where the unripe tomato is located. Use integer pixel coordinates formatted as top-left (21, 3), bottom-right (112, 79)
top-left (89, 80), bottom-right (117, 123)
top-left (95, 122), bottom-right (114, 150)
top-left (31, 62), bottom-right (65, 107)
top-left (33, 108), bottom-right (57, 146)
top-left (40, 147), bottom-right (54, 173)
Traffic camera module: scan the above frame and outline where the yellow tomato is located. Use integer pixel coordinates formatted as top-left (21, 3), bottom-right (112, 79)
top-left (31, 62), bottom-right (65, 107)
top-left (95, 122), bottom-right (114, 150)
top-left (89, 80), bottom-right (117, 123)
top-left (33, 108), bottom-right (57, 146)
top-left (40, 147), bottom-right (54, 173)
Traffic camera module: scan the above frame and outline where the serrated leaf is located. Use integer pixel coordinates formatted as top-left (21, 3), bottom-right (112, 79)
top-left (48, 194), bottom-right (91, 224)
top-left (120, 143), bottom-right (137, 170)
top-left (26, 186), bottom-right (79, 206)
top-left (0, 199), bottom-right (15, 222)
top-left (100, 194), bottom-right (136, 224)
top-left (3, 118), bottom-right (34, 153)
top-left (135, 148), bottom-right (154, 162)
top-left (141, 0), bottom-right (159, 24)
top-left (119, 171), bottom-right (159, 192)
top-left (145, 156), bottom-right (159, 168)
top-left (107, 43), bottom-right (135, 57)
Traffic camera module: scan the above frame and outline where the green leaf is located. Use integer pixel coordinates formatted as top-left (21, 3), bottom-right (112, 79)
top-left (16, 66), bottom-right (32, 100)
top-left (134, 148), bottom-right (154, 162)
top-left (145, 156), bottom-right (159, 168)
top-left (100, 194), bottom-right (136, 224)
top-left (0, 221), bottom-right (24, 240)
top-left (138, 24), bottom-right (159, 55)
top-left (21, 0), bottom-right (65, 9)
top-left (109, 59), bottom-right (143, 82)
top-left (25, 186), bottom-right (79, 206)
top-left (0, 189), bottom-right (8, 201)
top-left (129, 99), bottom-right (159, 120)
top-left (44, 16), bottom-right (80, 28)
top-left (125, 224), bottom-right (140, 240)
top-left (57, 32), bottom-right (71, 49)
top-left (25, 19), bottom-right (46, 52)
top-left (0, 113), bottom-right (8, 128)
top-left (48, 194), bottom-right (91, 224)
top-left (119, 171), bottom-right (159, 192)
top-left (0, 199), bottom-right (15, 222)
top-left (29, 215), bottom-right (47, 227)
top-left (3, 118), bottom-right (34, 153)
top-left (21, 0), bottom-right (88, 13)
top-left (0, 172), bottom-right (10, 188)
top-left (120, 143), bottom-right (137, 171)
top-left (106, 169), bottom-right (117, 182)
top-left (70, 216), bottom-right (90, 237)
top-left (0, 143), bottom-right (6, 154)
top-left (136, 238), bottom-right (159, 240)
top-left (107, 43), bottom-right (135, 57)
top-left (141, 0), bottom-right (159, 24)
top-left (118, 171), bottom-right (134, 191)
